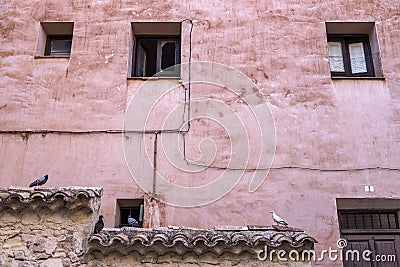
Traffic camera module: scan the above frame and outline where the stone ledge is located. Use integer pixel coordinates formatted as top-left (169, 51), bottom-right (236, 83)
top-left (0, 187), bottom-right (102, 267)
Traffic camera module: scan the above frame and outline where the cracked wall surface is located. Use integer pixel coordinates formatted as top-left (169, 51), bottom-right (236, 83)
top-left (0, 1), bottom-right (399, 267)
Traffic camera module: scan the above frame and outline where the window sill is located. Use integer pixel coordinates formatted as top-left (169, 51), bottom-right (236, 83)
top-left (127, 77), bottom-right (181, 80)
top-left (331, 76), bottom-right (385, 80)
top-left (34, 56), bottom-right (71, 59)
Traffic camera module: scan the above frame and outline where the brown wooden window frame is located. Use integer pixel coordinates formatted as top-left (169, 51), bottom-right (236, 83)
top-left (328, 34), bottom-right (375, 78)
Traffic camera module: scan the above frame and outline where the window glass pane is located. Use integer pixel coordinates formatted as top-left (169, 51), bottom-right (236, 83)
top-left (161, 41), bottom-right (176, 71)
top-left (328, 42), bottom-right (345, 72)
top-left (50, 39), bottom-right (71, 56)
top-left (136, 44), bottom-right (147, 77)
top-left (349, 42), bottom-right (367, 73)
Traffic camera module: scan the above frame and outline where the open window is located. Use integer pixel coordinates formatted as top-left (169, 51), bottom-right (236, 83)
top-left (116, 199), bottom-right (144, 228)
top-left (36, 22), bottom-right (74, 57)
top-left (130, 22), bottom-right (181, 78)
top-left (325, 22), bottom-right (383, 78)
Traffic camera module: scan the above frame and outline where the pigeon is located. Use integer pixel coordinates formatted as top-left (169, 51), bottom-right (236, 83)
top-left (29, 174), bottom-right (48, 187)
top-left (128, 214), bottom-right (140, 227)
top-left (270, 211), bottom-right (288, 226)
top-left (94, 215), bottom-right (104, 234)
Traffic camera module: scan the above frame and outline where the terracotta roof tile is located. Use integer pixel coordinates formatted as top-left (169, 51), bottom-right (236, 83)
top-left (0, 187), bottom-right (103, 203)
top-left (88, 226), bottom-right (317, 256)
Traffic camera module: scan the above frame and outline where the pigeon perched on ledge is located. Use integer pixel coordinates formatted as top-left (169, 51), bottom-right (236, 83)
top-left (128, 214), bottom-right (140, 227)
top-left (270, 211), bottom-right (288, 226)
top-left (94, 215), bottom-right (104, 234)
top-left (29, 174), bottom-right (48, 187)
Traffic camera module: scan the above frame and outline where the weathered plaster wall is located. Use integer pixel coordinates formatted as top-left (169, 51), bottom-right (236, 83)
top-left (1, 1), bottom-right (399, 267)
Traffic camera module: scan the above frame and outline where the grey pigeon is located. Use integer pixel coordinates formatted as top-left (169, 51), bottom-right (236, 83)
top-left (29, 174), bottom-right (48, 187)
top-left (270, 211), bottom-right (288, 226)
top-left (94, 215), bottom-right (104, 234)
top-left (128, 214), bottom-right (140, 227)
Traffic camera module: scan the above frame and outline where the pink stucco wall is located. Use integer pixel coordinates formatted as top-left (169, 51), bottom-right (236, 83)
top-left (1, 1), bottom-right (399, 266)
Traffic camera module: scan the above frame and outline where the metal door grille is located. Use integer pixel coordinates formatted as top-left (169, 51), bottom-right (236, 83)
top-left (339, 211), bottom-right (398, 230)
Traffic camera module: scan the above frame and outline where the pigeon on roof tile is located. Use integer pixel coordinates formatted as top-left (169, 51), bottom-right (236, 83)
top-left (270, 211), bottom-right (288, 226)
top-left (29, 174), bottom-right (48, 187)
top-left (94, 215), bottom-right (104, 234)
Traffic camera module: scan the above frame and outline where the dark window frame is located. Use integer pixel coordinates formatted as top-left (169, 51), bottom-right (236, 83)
top-left (328, 34), bottom-right (375, 77)
top-left (338, 210), bottom-right (400, 233)
top-left (132, 35), bottom-right (181, 78)
top-left (44, 34), bottom-right (73, 56)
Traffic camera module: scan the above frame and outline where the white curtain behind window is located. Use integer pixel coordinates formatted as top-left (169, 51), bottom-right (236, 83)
top-left (328, 42), bottom-right (345, 72)
top-left (349, 42), bottom-right (367, 74)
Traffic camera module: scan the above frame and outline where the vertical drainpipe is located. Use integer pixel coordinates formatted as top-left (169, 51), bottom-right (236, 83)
top-left (152, 131), bottom-right (159, 197)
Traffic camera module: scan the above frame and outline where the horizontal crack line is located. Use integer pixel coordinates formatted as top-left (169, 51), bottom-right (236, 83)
top-left (0, 129), bottom-right (184, 134)
top-left (1, 131), bottom-right (398, 172)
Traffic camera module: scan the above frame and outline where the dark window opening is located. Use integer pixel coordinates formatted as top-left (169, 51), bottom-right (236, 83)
top-left (45, 35), bottom-right (72, 56)
top-left (117, 199), bottom-right (144, 228)
top-left (120, 206), bottom-right (143, 228)
top-left (327, 35), bottom-right (375, 77)
top-left (37, 22), bottom-right (74, 58)
top-left (161, 42), bottom-right (176, 70)
top-left (133, 37), bottom-right (180, 77)
top-left (135, 38), bottom-right (157, 77)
